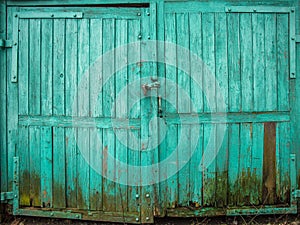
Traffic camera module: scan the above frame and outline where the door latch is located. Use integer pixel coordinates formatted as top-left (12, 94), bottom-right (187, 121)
top-left (141, 79), bottom-right (160, 96)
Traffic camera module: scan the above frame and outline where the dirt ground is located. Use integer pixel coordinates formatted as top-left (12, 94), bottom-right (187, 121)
top-left (1, 214), bottom-right (300, 225)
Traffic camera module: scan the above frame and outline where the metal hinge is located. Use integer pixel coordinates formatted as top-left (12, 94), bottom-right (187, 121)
top-left (0, 39), bottom-right (13, 48)
top-left (0, 192), bottom-right (14, 201)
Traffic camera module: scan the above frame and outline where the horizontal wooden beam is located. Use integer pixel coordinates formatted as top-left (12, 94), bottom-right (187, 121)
top-left (19, 112), bottom-right (290, 128)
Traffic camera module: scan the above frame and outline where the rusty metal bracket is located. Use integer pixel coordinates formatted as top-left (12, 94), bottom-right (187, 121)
top-left (141, 80), bottom-right (160, 96)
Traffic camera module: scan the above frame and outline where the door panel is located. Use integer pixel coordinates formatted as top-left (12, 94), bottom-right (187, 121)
top-left (14, 7), bottom-right (150, 221)
top-left (160, 10), bottom-right (291, 209)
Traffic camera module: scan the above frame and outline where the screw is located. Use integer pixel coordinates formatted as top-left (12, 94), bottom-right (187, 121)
top-left (50, 212), bottom-right (54, 216)
top-left (60, 73), bottom-right (64, 78)
top-left (227, 8), bottom-right (231, 12)
top-left (51, 14), bottom-right (54, 17)
top-left (75, 215), bottom-right (79, 218)
top-left (136, 217), bottom-right (139, 222)
top-left (253, 9), bottom-right (257, 12)
top-left (148, 36), bottom-right (151, 40)
top-left (146, 193), bottom-right (150, 198)
top-left (291, 8), bottom-right (295, 12)
top-left (137, 12), bottom-right (141, 16)
top-left (146, 217), bottom-right (150, 221)
top-left (15, 14), bottom-right (18, 18)
top-left (135, 194), bottom-right (139, 198)
top-left (138, 34), bottom-right (142, 39)
top-left (14, 43), bottom-right (17, 46)
top-left (291, 37), bottom-right (295, 40)
top-left (14, 195), bottom-right (17, 198)
top-left (147, 12), bottom-right (150, 16)
top-left (74, 14), bottom-right (77, 18)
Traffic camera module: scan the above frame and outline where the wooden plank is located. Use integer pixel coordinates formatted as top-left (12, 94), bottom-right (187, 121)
top-left (164, 13), bottom-right (177, 114)
top-left (18, 12), bottom-right (83, 19)
top-left (289, 9), bottom-right (296, 78)
top-left (225, 6), bottom-right (291, 13)
top-left (251, 123), bottom-right (264, 205)
top-left (178, 125), bottom-right (190, 206)
top-left (89, 18), bottom-right (103, 118)
top-left (40, 127), bottom-right (52, 208)
top-left (189, 13), bottom-right (203, 113)
top-left (29, 19), bottom-right (41, 115)
top-left (215, 13), bottom-right (228, 112)
top-left (29, 127), bottom-right (41, 207)
top-left (11, 12), bottom-right (18, 83)
top-left (265, 14), bottom-right (277, 111)
top-left (190, 124), bottom-right (203, 207)
top-left (240, 13), bottom-right (253, 112)
top-left (18, 19), bottom-right (29, 115)
top-left (115, 19), bottom-right (128, 213)
top-left (7, 0), bottom-right (150, 5)
top-left (277, 14), bottom-right (289, 111)
top-left (89, 128), bottom-right (102, 211)
top-left (53, 127), bottom-right (66, 209)
top-left (53, 19), bottom-right (65, 116)
top-left (76, 128), bottom-right (90, 210)
top-left (278, 123), bottom-right (291, 203)
top-left (89, 18), bottom-right (103, 211)
top-left (252, 13), bottom-right (266, 112)
top-left (202, 124), bottom-right (216, 206)
top-left (65, 19), bottom-right (78, 117)
top-left (215, 124), bottom-right (228, 207)
top-left (176, 13), bottom-right (190, 113)
top-left (202, 13), bottom-right (215, 113)
top-left (18, 126), bottom-right (30, 206)
top-left (65, 128), bottom-right (78, 208)
top-left (41, 19), bottom-right (53, 116)
top-left (228, 124), bottom-right (240, 206)
top-left (227, 13), bottom-right (241, 112)
top-left (102, 129), bottom-right (116, 212)
top-left (238, 123), bottom-right (252, 206)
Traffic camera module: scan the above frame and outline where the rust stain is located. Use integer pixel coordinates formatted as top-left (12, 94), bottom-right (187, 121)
top-left (262, 122), bottom-right (277, 205)
top-left (103, 146), bottom-right (108, 175)
top-left (65, 136), bottom-right (69, 148)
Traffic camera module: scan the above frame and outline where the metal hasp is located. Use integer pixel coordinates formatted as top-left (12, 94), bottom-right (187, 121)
top-left (0, 39), bottom-right (13, 48)
top-left (141, 78), bottom-right (160, 96)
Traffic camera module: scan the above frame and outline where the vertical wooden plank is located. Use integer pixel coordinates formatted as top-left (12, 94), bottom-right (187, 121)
top-left (65, 128), bottom-right (77, 208)
top-left (238, 123), bottom-right (252, 206)
top-left (202, 13), bottom-right (216, 113)
top-left (40, 127), bottom-right (52, 208)
top-left (165, 13), bottom-right (177, 114)
top-left (177, 125), bottom-right (190, 206)
top-left (278, 122), bottom-right (291, 203)
top-left (262, 122), bottom-right (277, 204)
top-left (29, 127), bottom-right (41, 207)
top-left (240, 13), bottom-right (253, 112)
top-left (190, 124), bottom-right (203, 207)
top-left (265, 14), bottom-right (277, 111)
top-left (76, 128), bottom-right (89, 210)
top-left (18, 19), bottom-right (30, 206)
top-left (89, 18), bottom-right (103, 118)
top-left (0, 2), bottom-right (7, 194)
top-left (89, 18), bottom-right (103, 211)
top-left (290, 8), bottom-right (296, 78)
top-left (65, 19), bottom-right (78, 117)
top-left (18, 126), bottom-right (30, 206)
top-left (215, 124), bottom-right (228, 207)
top-left (102, 18), bottom-right (116, 212)
top-left (252, 14), bottom-right (266, 112)
top-left (228, 124), bottom-right (240, 206)
top-left (176, 13), bottom-right (190, 113)
top-left (53, 127), bottom-right (66, 209)
top-left (77, 18), bottom-right (90, 210)
top-left (189, 13), bottom-right (203, 113)
top-left (127, 18), bottom-right (141, 214)
top-left (102, 129), bottom-right (116, 212)
top-left (215, 13), bottom-right (228, 112)
top-left (41, 19), bottom-right (53, 116)
top-left (115, 19), bottom-right (128, 212)
top-left (202, 124), bottom-right (216, 206)
top-left (277, 14), bottom-right (289, 111)
top-left (29, 19), bottom-right (41, 115)
top-left (18, 19), bottom-right (29, 115)
top-left (251, 123), bottom-right (264, 205)
top-left (53, 19), bottom-right (65, 116)
top-left (228, 13), bottom-right (241, 113)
